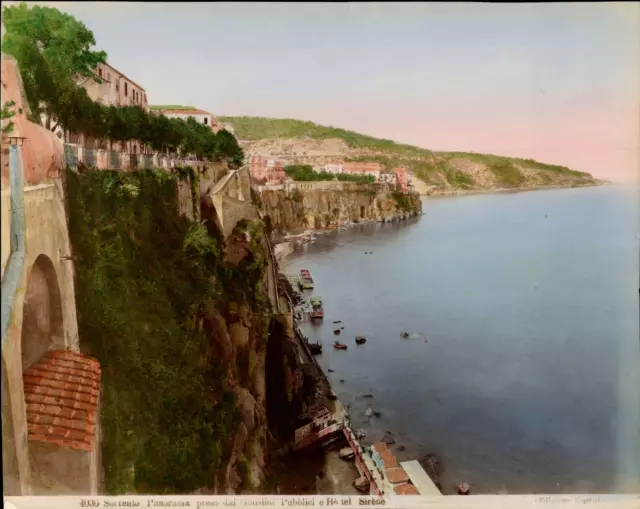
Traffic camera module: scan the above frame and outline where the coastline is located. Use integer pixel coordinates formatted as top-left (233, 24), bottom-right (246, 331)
top-left (420, 180), bottom-right (607, 198)
top-left (274, 212), bottom-right (423, 266)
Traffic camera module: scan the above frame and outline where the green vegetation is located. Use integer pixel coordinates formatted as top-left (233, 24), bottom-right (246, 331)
top-left (485, 158), bottom-right (525, 187)
top-left (218, 116), bottom-right (595, 188)
top-left (218, 116), bottom-right (431, 157)
top-left (438, 152), bottom-right (590, 178)
top-left (2, 3), bottom-right (243, 167)
top-left (390, 191), bottom-right (412, 212)
top-left (2, 2), bottom-right (107, 122)
top-left (284, 164), bottom-right (374, 184)
top-left (65, 168), bottom-right (270, 494)
top-left (1, 100), bottom-right (22, 136)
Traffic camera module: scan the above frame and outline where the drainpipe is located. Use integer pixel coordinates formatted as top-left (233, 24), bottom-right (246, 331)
top-left (1, 143), bottom-right (27, 346)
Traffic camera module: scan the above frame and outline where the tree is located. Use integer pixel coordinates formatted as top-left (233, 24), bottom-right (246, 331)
top-left (216, 129), bottom-right (244, 168)
top-left (2, 2), bottom-right (107, 128)
top-left (1, 100), bottom-right (23, 136)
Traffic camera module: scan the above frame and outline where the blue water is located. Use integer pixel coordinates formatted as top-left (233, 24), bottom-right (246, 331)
top-left (286, 184), bottom-right (640, 494)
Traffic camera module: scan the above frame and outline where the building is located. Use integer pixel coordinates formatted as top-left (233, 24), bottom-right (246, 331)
top-left (249, 155), bottom-right (286, 184)
top-left (392, 166), bottom-right (410, 193)
top-left (343, 162), bottom-right (382, 180)
top-left (81, 62), bottom-right (148, 110)
top-left (322, 161), bottom-right (344, 174)
top-left (152, 107), bottom-right (222, 133)
top-left (63, 61), bottom-right (149, 154)
top-left (378, 172), bottom-right (397, 185)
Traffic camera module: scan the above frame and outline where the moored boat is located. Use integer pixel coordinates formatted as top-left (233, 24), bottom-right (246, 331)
top-left (333, 341), bottom-right (347, 350)
top-left (310, 296), bottom-right (324, 319)
top-left (299, 269), bottom-right (314, 290)
top-left (306, 340), bottom-right (323, 355)
top-left (355, 336), bottom-right (366, 345)
top-left (333, 329), bottom-right (341, 335)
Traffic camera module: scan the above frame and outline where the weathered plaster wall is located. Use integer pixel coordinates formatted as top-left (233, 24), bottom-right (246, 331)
top-left (1, 181), bottom-right (81, 495)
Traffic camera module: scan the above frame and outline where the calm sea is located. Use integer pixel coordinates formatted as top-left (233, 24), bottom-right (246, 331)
top-left (285, 184), bottom-right (640, 494)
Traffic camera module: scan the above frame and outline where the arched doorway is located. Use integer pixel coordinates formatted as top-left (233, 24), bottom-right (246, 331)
top-left (21, 255), bottom-right (63, 372)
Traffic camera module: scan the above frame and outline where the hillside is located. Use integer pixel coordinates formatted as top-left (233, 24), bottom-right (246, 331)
top-left (218, 116), bottom-right (602, 194)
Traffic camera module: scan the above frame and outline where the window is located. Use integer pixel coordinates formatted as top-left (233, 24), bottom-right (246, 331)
top-left (98, 68), bottom-right (102, 77)
top-left (204, 117), bottom-right (208, 125)
top-left (124, 82), bottom-right (128, 96)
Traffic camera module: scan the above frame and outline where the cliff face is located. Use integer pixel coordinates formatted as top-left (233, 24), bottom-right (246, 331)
top-left (258, 184), bottom-right (422, 234)
top-left (65, 168), bottom-right (314, 495)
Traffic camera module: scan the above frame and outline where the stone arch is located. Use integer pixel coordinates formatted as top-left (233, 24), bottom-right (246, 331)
top-left (21, 254), bottom-right (63, 372)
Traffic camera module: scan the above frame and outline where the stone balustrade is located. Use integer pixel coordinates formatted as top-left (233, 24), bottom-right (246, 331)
top-left (62, 144), bottom-right (209, 171)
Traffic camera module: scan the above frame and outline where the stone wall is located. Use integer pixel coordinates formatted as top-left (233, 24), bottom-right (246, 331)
top-left (1, 180), bottom-right (82, 494)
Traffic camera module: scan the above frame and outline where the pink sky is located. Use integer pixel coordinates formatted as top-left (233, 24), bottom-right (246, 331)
top-left (10, 2), bottom-right (640, 181)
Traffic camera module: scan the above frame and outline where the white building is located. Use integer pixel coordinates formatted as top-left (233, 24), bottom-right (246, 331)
top-left (152, 107), bottom-right (221, 133)
top-left (378, 172), bottom-right (397, 184)
top-left (322, 161), bottom-right (344, 174)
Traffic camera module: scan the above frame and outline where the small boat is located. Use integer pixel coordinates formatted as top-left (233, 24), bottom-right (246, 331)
top-left (333, 341), bottom-right (347, 350)
top-left (355, 336), bottom-right (366, 345)
top-left (307, 341), bottom-right (323, 355)
top-left (333, 329), bottom-right (341, 335)
top-left (400, 331), bottom-right (409, 338)
top-left (310, 296), bottom-right (324, 320)
top-left (299, 269), bottom-right (315, 290)
top-left (333, 320), bottom-right (342, 324)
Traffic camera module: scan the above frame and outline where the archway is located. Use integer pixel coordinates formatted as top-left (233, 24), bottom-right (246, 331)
top-left (21, 255), bottom-right (63, 372)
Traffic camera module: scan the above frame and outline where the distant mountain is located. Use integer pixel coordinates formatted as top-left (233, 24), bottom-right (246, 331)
top-left (219, 116), bottom-right (602, 194)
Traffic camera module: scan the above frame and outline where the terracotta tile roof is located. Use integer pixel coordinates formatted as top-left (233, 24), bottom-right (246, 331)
top-left (385, 466), bottom-right (410, 484)
top-left (23, 350), bottom-right (101, 452)
top-left (373, 441), bottom-right (398, 468)
top-left (393, 483), bottom-right (419, 495)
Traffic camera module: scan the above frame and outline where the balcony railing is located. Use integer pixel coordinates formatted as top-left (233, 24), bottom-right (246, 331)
top-left (62, 144), bottom-right (209, 171)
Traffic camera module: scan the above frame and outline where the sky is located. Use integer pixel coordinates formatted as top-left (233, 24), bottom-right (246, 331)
top-left (5, 2), bottom-right (640, 181)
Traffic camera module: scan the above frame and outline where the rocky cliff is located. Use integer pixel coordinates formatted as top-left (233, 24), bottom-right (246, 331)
top-left (65, 168), bottom-right (317, 495)
top-left (219, 116), bottom-right (603, 194)
top-left (257, 183), bottom-right (422, 235)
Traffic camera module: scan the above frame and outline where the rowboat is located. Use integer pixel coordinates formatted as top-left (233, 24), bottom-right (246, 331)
top-left (333, 341), bottom-right (347, 350)
top-left (299, 269), bottom-right (314, 290)
top-left (310, 296), bottom-right (324, 319)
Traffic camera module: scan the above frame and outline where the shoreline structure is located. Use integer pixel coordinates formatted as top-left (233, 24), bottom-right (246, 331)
top-left (269, 181), bottom-right (610, 495)
top-left (271, 231), bottom-right (442, 496)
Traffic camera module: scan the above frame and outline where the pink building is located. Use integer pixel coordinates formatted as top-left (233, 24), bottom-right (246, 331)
top-left (342, 162), bottom-right (383, 180)
top-left (392, 167), bottom-right (409, 193)
top-left (249, 155), bottom-right (286, 184)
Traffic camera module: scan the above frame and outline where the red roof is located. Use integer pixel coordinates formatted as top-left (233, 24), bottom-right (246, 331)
top-left (385, 467), bottom-right (410, 484)
top-left (393, 483), bottom-right (419, 495)
top-left (23, 350), bottom-right (101, 452)
top-left (373, 441), bottom-right (398, 468)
